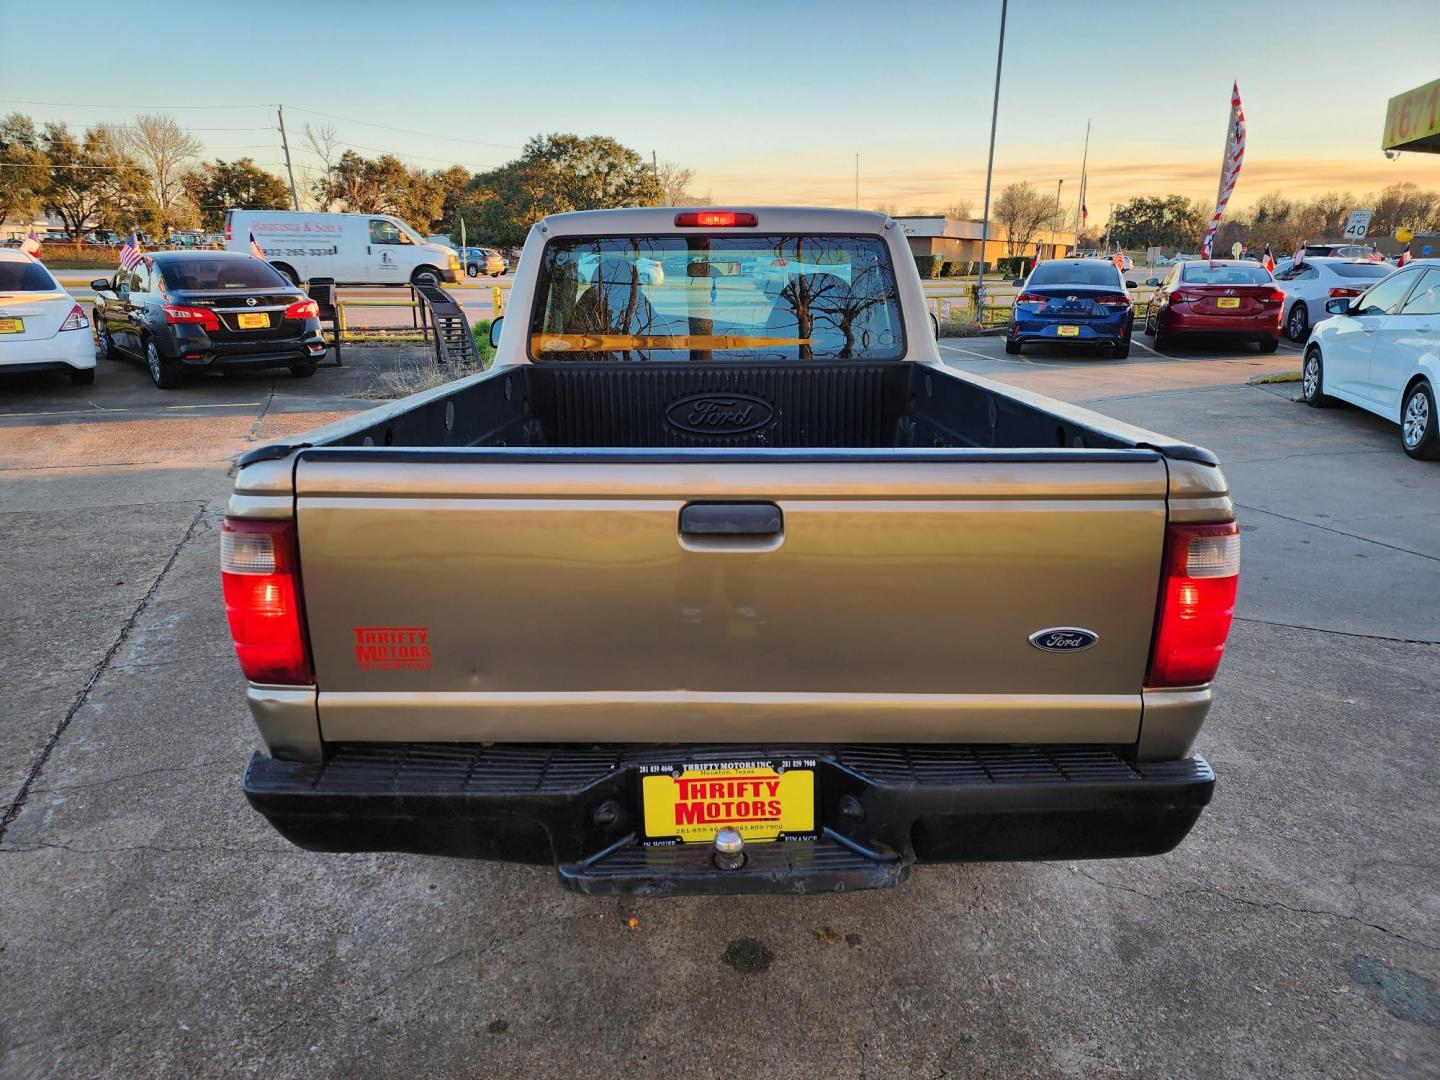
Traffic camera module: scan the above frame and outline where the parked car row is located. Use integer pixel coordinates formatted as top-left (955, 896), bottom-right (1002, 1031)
top-left (0, 248), bottom-right (326, 391)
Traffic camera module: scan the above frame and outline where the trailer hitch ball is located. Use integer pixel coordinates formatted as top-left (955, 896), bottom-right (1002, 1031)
top-left (713, 827), bottom-right (746, 870)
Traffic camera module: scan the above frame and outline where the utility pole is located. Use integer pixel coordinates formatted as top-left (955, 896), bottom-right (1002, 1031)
top-left (277, 104), bottom-right (300, 211)
top-left (1050, 178), bottom-right (1063, 258)
top-left (855, 153), bottom-right (859, 210)
top-left (1077, 119), bottom-right (1090, 246)
top-left (975, 0), bottom-right (1007, 325)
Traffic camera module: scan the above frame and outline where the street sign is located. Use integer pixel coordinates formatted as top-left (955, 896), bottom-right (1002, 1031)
top-left (1343, 210), bottom-right (1374, 240)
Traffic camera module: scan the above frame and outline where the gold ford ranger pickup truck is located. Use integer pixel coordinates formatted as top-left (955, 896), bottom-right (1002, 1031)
top-left (225, 208), bottom-right (1237, 896)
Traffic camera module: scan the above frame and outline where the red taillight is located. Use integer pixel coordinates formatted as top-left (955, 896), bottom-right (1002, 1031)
top-left (1016, 292), bottom-right (1048, 305)
top-left (224, 222), bottom-right (232, 241)
top-left (1263, 289), bottom-right (1286, 304)
top-left (58, 303), bottom-right (89, 331)
top-left (162, 304), bottom-right (220, 331)
top-left (1328, 287), bottom-right (1364, 298)
top-left (674, 211), bottom-right (758, 227)
top-left (221, 518), bottom-right (312, 685)
top-left (1147, 521), bottom-right (1241, 688)
top-left (284, 299), bottom-right (319, 320)
top-left (1095, 293), bottom-right (1131, 307)
top-left (1169, 292), bottom-right (1198, 305)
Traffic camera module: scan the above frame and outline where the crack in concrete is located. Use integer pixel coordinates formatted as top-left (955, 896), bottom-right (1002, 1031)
top-left (0, 838), bottom-right (300, 857)
top-left (1233, 616), bottom-right (1440, 647)
top-left (27, 758), bottom-right (232, 796)
top-left (1072, 867), bottom-right (1440, 954)
top-left (1235, 502), bottom-right (1440, 564)
top-left (0, 503), bottom-right (208, 843)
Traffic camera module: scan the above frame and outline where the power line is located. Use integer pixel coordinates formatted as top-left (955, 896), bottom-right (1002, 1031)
top-left (0, 99), bottom-right (266, 110)
top-left (286, 105), bottom-right (522, 150)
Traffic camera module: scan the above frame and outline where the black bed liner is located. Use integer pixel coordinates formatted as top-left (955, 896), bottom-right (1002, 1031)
top-left (238, 360), bottom-right (1218, 466)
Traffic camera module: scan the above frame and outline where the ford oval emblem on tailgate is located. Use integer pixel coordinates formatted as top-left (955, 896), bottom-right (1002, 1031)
top-left (665, 392), bottom-right (776, 435)
top-left (1029, 627), bottom-right (1099, 652)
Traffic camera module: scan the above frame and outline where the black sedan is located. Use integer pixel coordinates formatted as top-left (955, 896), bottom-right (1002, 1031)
top-left (91, 250), bottom-right (326, 389)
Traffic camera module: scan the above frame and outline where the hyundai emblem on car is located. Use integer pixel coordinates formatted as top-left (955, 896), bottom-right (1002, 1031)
top-left (1029, 627), bottom-right (1099, 652)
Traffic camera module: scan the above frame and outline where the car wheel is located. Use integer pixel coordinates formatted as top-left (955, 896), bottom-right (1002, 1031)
top-left (1400, 379), bottom-right (1440, 460)
top-left (288, 361), bottom-right (318, 379)
top-left (411, 266), bottom-right (441, 287)
top-left (69, 366), bottom-right (95, 386)
top-left (1004, 336), bottom-right (1022, 355)
top-left (1301, 346), bottom-right (1330, 408)
top-left (1110, 337), bottom-right (1131, 359)
top-left (1286, 301), bottom-right (1309, 342)
top-left (95, 323), bottom-right (115, 360)
top-left (1257, 335), bottom-right (1280, 353)
top-left (271, 263), bottom-right (300, 287)
top-left (146, 339), bottom-right (179, 390)
top-left (466, 263), bottom-right (479, 278)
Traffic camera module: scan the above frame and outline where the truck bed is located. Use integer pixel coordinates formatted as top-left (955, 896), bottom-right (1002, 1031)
top-left (240, 359), bottom-right (1218, 458)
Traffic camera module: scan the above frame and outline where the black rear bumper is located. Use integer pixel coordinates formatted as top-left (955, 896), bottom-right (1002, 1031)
top-left (244, 743), bottom-right (1214, 896)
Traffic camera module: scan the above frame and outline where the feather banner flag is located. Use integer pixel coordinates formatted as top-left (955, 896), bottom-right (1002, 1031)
top-left (1201, 83), bottom-right (1246, 259)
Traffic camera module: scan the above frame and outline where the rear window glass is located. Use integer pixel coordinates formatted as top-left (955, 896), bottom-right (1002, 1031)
top-left (1028, 261), bottom-right (1122, 288)
top-left (159, 257), bottom-right (286, 291)
top-left (0, 260), bottom-right (58, 291)
top-left (528, 234), bottom-right (905, 361)
top-left (1180, 264), bottom-right (1272, 285)
top-left (1330, 262), bottom-right (1392, 279)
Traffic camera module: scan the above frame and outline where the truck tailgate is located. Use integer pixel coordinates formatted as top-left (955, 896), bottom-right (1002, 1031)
top-left (293, 450), bottom-right (1169, 744)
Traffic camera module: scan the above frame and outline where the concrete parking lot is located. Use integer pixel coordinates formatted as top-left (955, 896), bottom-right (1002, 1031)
top-left (1, 335), bottom-right (1436, 1078)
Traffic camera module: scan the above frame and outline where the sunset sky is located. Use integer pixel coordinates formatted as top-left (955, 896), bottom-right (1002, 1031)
top-left (6, 0), bottom-right (1438, 223)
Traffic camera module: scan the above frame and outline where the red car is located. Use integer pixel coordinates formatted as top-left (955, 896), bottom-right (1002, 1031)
top-left (1143, 260), bottom-right (1284, 352)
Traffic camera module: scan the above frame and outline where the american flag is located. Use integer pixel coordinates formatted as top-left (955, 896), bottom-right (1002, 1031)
top-left (1261, 244), bottom-right (1275, 272)
top-left (119, 232), bottom-right (143, 272)
top-left (249, 231), bottom-right (265, 259)
top-left (1201, 83), bottom-right (1246, 259)
top-left (1397, 243), bottom-right (1411, 267)
top-left (19, 227), bottom-right (42, 257)
top-left (1368, 243), bottom-right (1384, 263)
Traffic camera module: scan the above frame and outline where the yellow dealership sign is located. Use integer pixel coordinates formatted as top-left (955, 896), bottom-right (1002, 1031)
top-left (1383, 79), bottom-right (1440, 153)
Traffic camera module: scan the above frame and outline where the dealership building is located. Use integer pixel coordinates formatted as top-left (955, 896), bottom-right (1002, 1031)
top-left (894, 216), bottom-right (1077, 265)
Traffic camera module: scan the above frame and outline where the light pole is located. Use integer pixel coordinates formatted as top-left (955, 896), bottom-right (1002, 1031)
top-left (974, 0), bottom-right (1007, 328)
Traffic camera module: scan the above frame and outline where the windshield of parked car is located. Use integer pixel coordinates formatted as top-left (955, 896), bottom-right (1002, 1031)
top-left (1027, 261), bottom-right (1122, 288)
top-left (1181, 264), bottom-right (1272, 285)
top-left (159, 258), bottom-right (288, 291)
top-left (1329, 262), bottom-right (1392, 279)
top-left (528, 234), bottom-right (905, 361)
top-left (0, 260), bottom-right (59, 291)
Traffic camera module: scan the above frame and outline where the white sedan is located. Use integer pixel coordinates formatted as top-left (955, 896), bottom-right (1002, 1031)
top-left (0, 250), bottom-right (95, 385)
top-left (1301, 261), bottom-right (1440, 459)
top-left (1272, 257), bottom-right (1393, 341)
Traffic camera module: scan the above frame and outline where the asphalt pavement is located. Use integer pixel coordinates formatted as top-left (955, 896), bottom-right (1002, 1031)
top-left (0, 335), bottom-right (1436, 1079)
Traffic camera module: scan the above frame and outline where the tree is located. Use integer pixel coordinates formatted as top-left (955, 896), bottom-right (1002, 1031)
top-left (458, 134), bottom-right (663, 247)
top-left (122, 114), bottom-right (203, 235)
top-left (994, 181), bottom-right (1060, 256)
top-left (429, 164), bottom-right (472, 234)
top-left (181, 158), bottom-right (291, 231)
top-left (1107, 195), bottom-right (1206, 250)
top-left (302, 122), bottom-right (342, 210)
top-left (0, 113), bottom-right (48, 227)
top-left (41, 123), bottom-right (150, 245)
top-left (941, 200), bottom-right (973, 220)
top-left (651, 161), bottom-right (707, 206)
top-left (872, 202), bottom-right (898, 217)
top-left (1366, 182), bottom-right (1440, 239)
top-left (317, 150), bottom-right (443, 228)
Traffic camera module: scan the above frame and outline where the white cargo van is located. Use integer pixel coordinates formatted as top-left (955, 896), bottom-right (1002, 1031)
top-left (224, 210), bottom-right (460, 287)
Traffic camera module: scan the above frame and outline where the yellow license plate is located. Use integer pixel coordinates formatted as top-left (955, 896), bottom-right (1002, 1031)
top-left (1216, 297), bottom-right (1241, 309)
top-left (236, 312), bottom-right (269, 329)
top-left (1057, 324), bottom-right (1080, 336)
top-left (641, 760), bottom-right (817, 845)
top-left (0, 318), bottom-right (23, 334)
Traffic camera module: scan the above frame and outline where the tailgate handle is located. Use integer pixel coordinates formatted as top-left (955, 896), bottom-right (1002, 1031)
top-left (679, 502), bottom-right (783, 536)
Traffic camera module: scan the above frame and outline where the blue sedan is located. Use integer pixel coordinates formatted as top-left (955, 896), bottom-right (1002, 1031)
top-left (1007, 259), bottom-right (1138, 358)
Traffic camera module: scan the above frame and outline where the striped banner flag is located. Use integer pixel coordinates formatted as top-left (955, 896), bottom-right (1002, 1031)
top-left (20, 227), bottom-right (42, 257)
top-left (1200, 83), bottom-right (1246, 259)
top-left (119, 232), bottom-right (143, 272)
